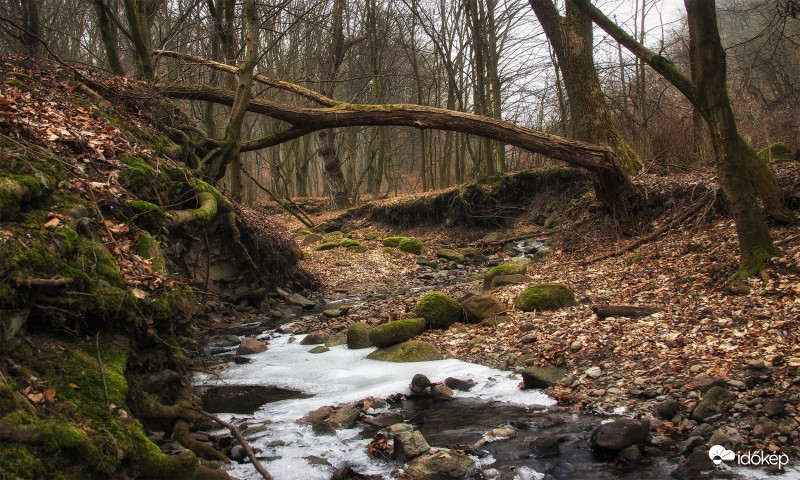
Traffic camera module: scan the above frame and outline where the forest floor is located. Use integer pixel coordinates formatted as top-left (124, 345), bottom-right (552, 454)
top-left (274, 162), bottom-right (800, 462)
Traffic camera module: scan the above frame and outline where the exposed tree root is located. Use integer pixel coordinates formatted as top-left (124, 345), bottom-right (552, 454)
top-left (166, 192), bottom-right (218, 228)
top-left (173, 419), bottom-right (228, 463)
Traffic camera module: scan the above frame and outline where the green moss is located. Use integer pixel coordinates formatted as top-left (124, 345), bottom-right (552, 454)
top-left (122, 200), bottom-right (166, 232)
top-left (382, 246), bottom-right (393, 253)
top-left (136, 232), bottom-right (167, 273)
top-left (0, 175), bottom-right (45, 220)
top-left (5, 77), bottom-right (38, 94)
top-left (368, 318), bottom-right (426, 347)
top-left (365, 232), bottom-right (381, 240)
top-left (624, 253), bottom-right (644, 267)
top-left (514, 283), bottom-right (576, 312)
top-left (757, 142), bottom-right (793, 162)
top-left (91, 108), bottom-right (123, 128)
top-left (0, 444), bottom-right (44, 480)
top-left (77, 239), bottom-right (125, 288)
top-left (365, 340), bottom-right (443, 362)
top-left (145, 286), bottom-right (195, 323)
top-left (399, 237), bottom-right (424, 255)
top-left (382, 236), bottom-right (408, 247)
top-left (416, 292), bottom-right (462, 329)
top-left (460, 247), bottom-right (480, 258)
top-left (119, 156), bottom-right (158, 193)
top-left (316, 241), bottom-right (341, 251)
top-left (339, 238), bottom-right (360, 248)
top-left (483, 264), bottom-right (527, 289)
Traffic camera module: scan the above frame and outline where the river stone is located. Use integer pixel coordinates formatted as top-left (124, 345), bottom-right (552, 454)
top-left (288, 293), bottom-right (316, 309)
top-left (752, 417), bottom-right (778, 437)
top-left (515, 283), bottom-right (576, 312)
top-left (301, 233), bottom-right (324, 245)
top-left (385, 423), bottom-right (413, 434)
top-left (618, 446), bottom-right (642, 463)
top-left (347, 322), bottom-right (374, 349)
top-left (436, 249), bottom-right (465, 263)
top-left (393, 430), bottom-right (430, 461)
top-left (764, 398), bottom-right (786, 417)
top-left (368, 318), bottom-right (426, 347)
top-left (444, 377), bottom-right (476, 391)
top-left (301, 330), bottom-right (328, 345)
top-left (328, 405), bottom-right (360, 429)
top-left (325, 332), bottom-right (347, 347)
top-left (230, 444), bottom-right (246, 461)
top-left (490, 274), bottom-right (531, 288)
top-left (236, 338), bottom-right (267, 355)
top-left (431, 384), bottom-right (454, 400)
top-left (655, 399), bottom-right (680, 419)
top-left (461, 248), bottom-right (480, 258)
top-left (671, 449), bottom-right (714, 479)
top-left (691, 374), bottom-right (726, 393)
top-left (416, 292), bottom-right (462, 329)
top-left (530, 434), bottom-right (560, 457)
top-left (521, 366), bottom-right (568, 388)
top-left (590, 418), bottom-right (650, 454)
top-left (406, 451), bottom-right (476, 480)
top-left (483, 264), bottom-right (527, 289)
top-left (206, 334), bottom-right (241, 349)
top-left (410, 374), bottom-right (432, 396)
top-left (460, 293), bottom-right (505, 323)
top-left (691, 386), bottom-right (734, 421)
top-left (312, 420), bottom-right (337, 435)
top-left (308, 345), bottom-right (329, 354)
top-left (366, 341), bottom-right (442, 362)
top-left (323, 307), bottom-right (347, 318)
top-left (306, 405), bottom-right (333, 424)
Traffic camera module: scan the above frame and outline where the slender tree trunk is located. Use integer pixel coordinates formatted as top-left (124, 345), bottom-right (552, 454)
top-left (20, 0), bottom-right (41, 57)
top-left (93, 0), bottom-right (125, 75)
top-left (686, 0), bottom-right (776, 267)
top-left (122, 0), bottom-right (155, 80)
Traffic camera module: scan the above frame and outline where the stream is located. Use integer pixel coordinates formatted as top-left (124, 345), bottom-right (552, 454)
top-left (194, 330), bottom-right (686, 480)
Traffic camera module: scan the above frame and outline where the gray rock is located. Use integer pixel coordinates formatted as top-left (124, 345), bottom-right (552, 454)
top-left (301, 233), bottom-right (324, 245)
top-left (570, 341), bottom-right (583, 352)
top-left (230, 444), bottom-right (246, 461)
top-left (385, 423), bottom-right (413, 434)
top-left (366, 340), bottom-right (442, 362)
top-left (522, 366), bottom-right (568, 388)
top-left (692, 386), bottom-right (733, 421)
top-left (411, 374), bottom-right (432, 396)
top-left (236, 337), bottom-right (268, 355)
top-left (708, 429), bottom-right (733, 449)
top-left (328, 405), bottom-right (360, 429)
top-left (325, 332), bottom-right (347, 347)
top-left (655, 399), bottom-right (679, 419)
top-left (306, 406), bottom-right (333, 424)
top-left (406, 451), bottom-right (476, 480)
top-left (288, 293), bottom-right (316, 309)
top-left (443, 377), bottom-right (476, 391)
top-left (431, 384), bottom-right (454, 400)
top-left (752, 418), bottom-right (778, 437)
top-left (590, 418), bottom-right (650, 453)
top-left (312, 420), bottom-right (337, 435)
top-left (681, 436), bottom-right (706, 455)
top-left (530, 435), bottom-right (560, 458)
top-left (490, 274), bottom-right (531, 288)
top-left (460, 293), bottom-right (505, 323)
top-left (520, 333), bottom-right (537, 344)
top-left (301, 330), bottom-right (328, 345)
top-left (206, 334), bottom-right (241, 348)
top-left (765, 398), bottom-right (786, 417)
top-left (436, 249), bottom-right (465, 263)
top-left (322, 307), bottom-right (348, 318)
top-left (347, 322), bottom-right (374, 349)
top-left (692, 375), bottom-right (727, 393)
top-left (308, 345), bottom-right (329, 354)
top-left (585, 366), bottom-right (602, 379)
top-left (671, 449), bottom-right (714, 479)
top-left (393, 430), bottom-right (430, 461)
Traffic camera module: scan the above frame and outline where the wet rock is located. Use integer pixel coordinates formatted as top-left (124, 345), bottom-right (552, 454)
top-left (521, 366), bottom-right (568, 388)
top-left (410, 374), bottom-right (432, 396)
top-left (230, 444), bottom-right (246, 461)
top-left (618, 446), bottom-right (642, 463)
top-left (514, 283), bottom-right (576, 312)
top-left (306, 406), bottom-right (333, 424)
top-left (765, 398), bottom-right (786, 417)
top-left (671, 449), bottom-right (714, 479)
top-left (460, 293), bottom-right (505, 323)
top-left (692, 386), bottom-right (733, 421)
top-left (416, 292), bottom-right (462, 329)
top-left (655, 399), bottom-right (679, 419)
top-left (406, 450), bottom-right (476, 480)
top-left (530, 435), bottom-right (560, 458)
top-left (331, 466), bottom-right (382, 479)
top-left (436, 249), bottom-right (465, 263)
top-left (369, 318), bottom-right (426, 347)
top-left (393, 430), bottom-right (430, 461)
top-left (366, 340), bottom-right (442, 363)
top-left (490, 274), bottom-right (530, 288)
top-left (681, 436), bottom-right (705, 455)
top-left (590, 418), bottom-right (650, 454)
top-left (312, 420), bottom-right (335, 435)
top-left (236, 338), bottom-right (268, 355)
top-left (206, 334), bottom-right (241, 349)
top-left (708, 429), bottom-right (734, 449)
top-left (325, 332), bottom-right (347, 347)
top-left (328, 405), bottom-right (360, 429)
top-left (361, 396), bottom-right (387, 412)
top-left (691, 374), bottom-right (727, 393)
top-left (347, 322), bottom-right (374, 349)
top-left (305, 455), bottom-right (331, 466)
top-left (431, 384), bottom-right (454, 400)
top-left (301, 330), bottom-right (329, 345)
top-left (323, 307), bottom-right (348, 318)
top-left (288, 293), bottom-right (316, 309)
top-left (385, 423), bottom-right (413, 434)
top-left (308, 345), bottom-right (329, 354)
top-left (444, 377), bottom-right (475, 391)
top-left (234, 355), bottom-right (252, 364)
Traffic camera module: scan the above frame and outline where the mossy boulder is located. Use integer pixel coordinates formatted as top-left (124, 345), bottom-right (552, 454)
top-left (399, 237), bottom-right (424, 255)
top-left (514, 283), bottom-right (576, 312)
top-left (382, 236), bottom-right (408, 247)
top-left (339, 238), bottom-right (360, 248)
top-left (757, 142), bottom-right (793, 162)
top-left (121, 200), bottom-right (166, 232)
top-left (483, 264), bottom-right (527, 289)
top-left (416, 292), bottom-right (462, 329)
top-left (521, 365), bottom-right (569, 388)
top-left (369, 318), bottom-right (426, 347)
top-left (366, 340), bottom-right (442, 362)
top-left (365, 232), bottom-right (381, 240)
top-left (461, 248), bottom-right (481, 258)
top-left (460, 293), bottom-right (505, 323)
top-left (316, 242), bottom-right (341, 251)
top-left (436, 249), bottom-right (464, 263)
top-left (347, 322), bottom-right (374, 349)
top-left (692, 386), bottom-right (734, 421)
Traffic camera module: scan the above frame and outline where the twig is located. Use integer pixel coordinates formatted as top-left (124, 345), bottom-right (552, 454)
top-left (95, 332), bottom-right (110, 410)
top-left (197, 410), bottom-right (273, 480)
top-left (241, 168), bottom-right (314, 228)
top-left (14, 277), bottom-right (73, 288)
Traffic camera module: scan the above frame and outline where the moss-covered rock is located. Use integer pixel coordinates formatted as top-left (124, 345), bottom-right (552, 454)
top-left (757, 142), bottom-right (793, 162)
top-left (0, 175), bottom-right (46, 221)
top-left (460, 248), bottom-right (480, 258)
top-left (339, 238), bottom-right (360, 248)
top-left (316, 242), bottom-right (341, 251)
top-left (399, 237), bottom-right (424, 255)
top-left (692, 386), bottom-right (734, 421)
top-left (514, 283), bottom-right (576, 312)
top-left (416, 292), bottom-right (462, 329)
top-left (347, 322), bottom-right (374, 349)
top-left (461, 293), bottom-right (505, 323)
top-left (121, 200), bottom-right (166, 232)
top-left (382, 236), bottom-right (408, 247)
top-left (366, 340), bottom-right (442, 362)
top-left (483, 264), bottom-right (527, 289)
top-left (364, 232), bottom-right (381, 240)
top-left (368, 318), bottom-right (426, 347)
top-left (436, 248), bottom-right (464, 263)
top-left (136, 232), bottom-right (167, 273)
top-left (521, 365), bottom-right (568, 388)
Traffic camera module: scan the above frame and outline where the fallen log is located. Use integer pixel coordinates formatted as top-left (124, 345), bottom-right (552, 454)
top-left (592, 304), bottom-right (661, 318)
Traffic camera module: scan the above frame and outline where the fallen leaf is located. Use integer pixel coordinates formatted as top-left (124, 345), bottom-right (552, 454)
top-left (43, 217), bottom-right (60, 227)
top-left (44, 387), bottom-right (56, 402)
top-left (68, 383), bottom-right (80, 390)
top-left (27, 392), bottom-right (43, 403)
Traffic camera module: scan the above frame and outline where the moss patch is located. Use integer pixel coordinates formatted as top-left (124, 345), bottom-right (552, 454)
top-left (399, 237), bottom-right (424, 255)
top-left (382, 236), bottom-right (408, 247)
top-left (416, 292), bottom-right (462, 329)
top-left (365, 340), bottom-right (442, 362)
top-left (483, 264), bottom-right (527, 289)
top-left (339, 238), bottom-right (360, 248)
top-left (757, 142), bottom-right (793, 162)
top-left (514, 283), bottom-right (576, 312)
top-left (368, 318), bottom-right (426, 347)
top-left (122, 200), bottom-right (166, 233)
top-left (316, 242), bottom-right (341, 251)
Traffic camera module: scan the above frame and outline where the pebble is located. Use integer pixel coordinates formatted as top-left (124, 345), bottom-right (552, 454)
top-left (586, 366), bottom-right (602, 379)
top-left (570, 340), bottom-right (583, 352)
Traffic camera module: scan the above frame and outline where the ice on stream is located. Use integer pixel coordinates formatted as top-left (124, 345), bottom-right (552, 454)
top-left (194, 332), bottom-right (556, 480)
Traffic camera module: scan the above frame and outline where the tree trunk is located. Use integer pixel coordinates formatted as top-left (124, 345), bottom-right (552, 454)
top-left (20, 0), bottom-right (42, 57)
top-left (529, 0), bottom-right (640, 222)
top-left (122, 0), bottom-right (155, 80)
top-left (685, 0), bottom-right (777, 267)
top-left (93, 0), bottom-right (125, 75)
